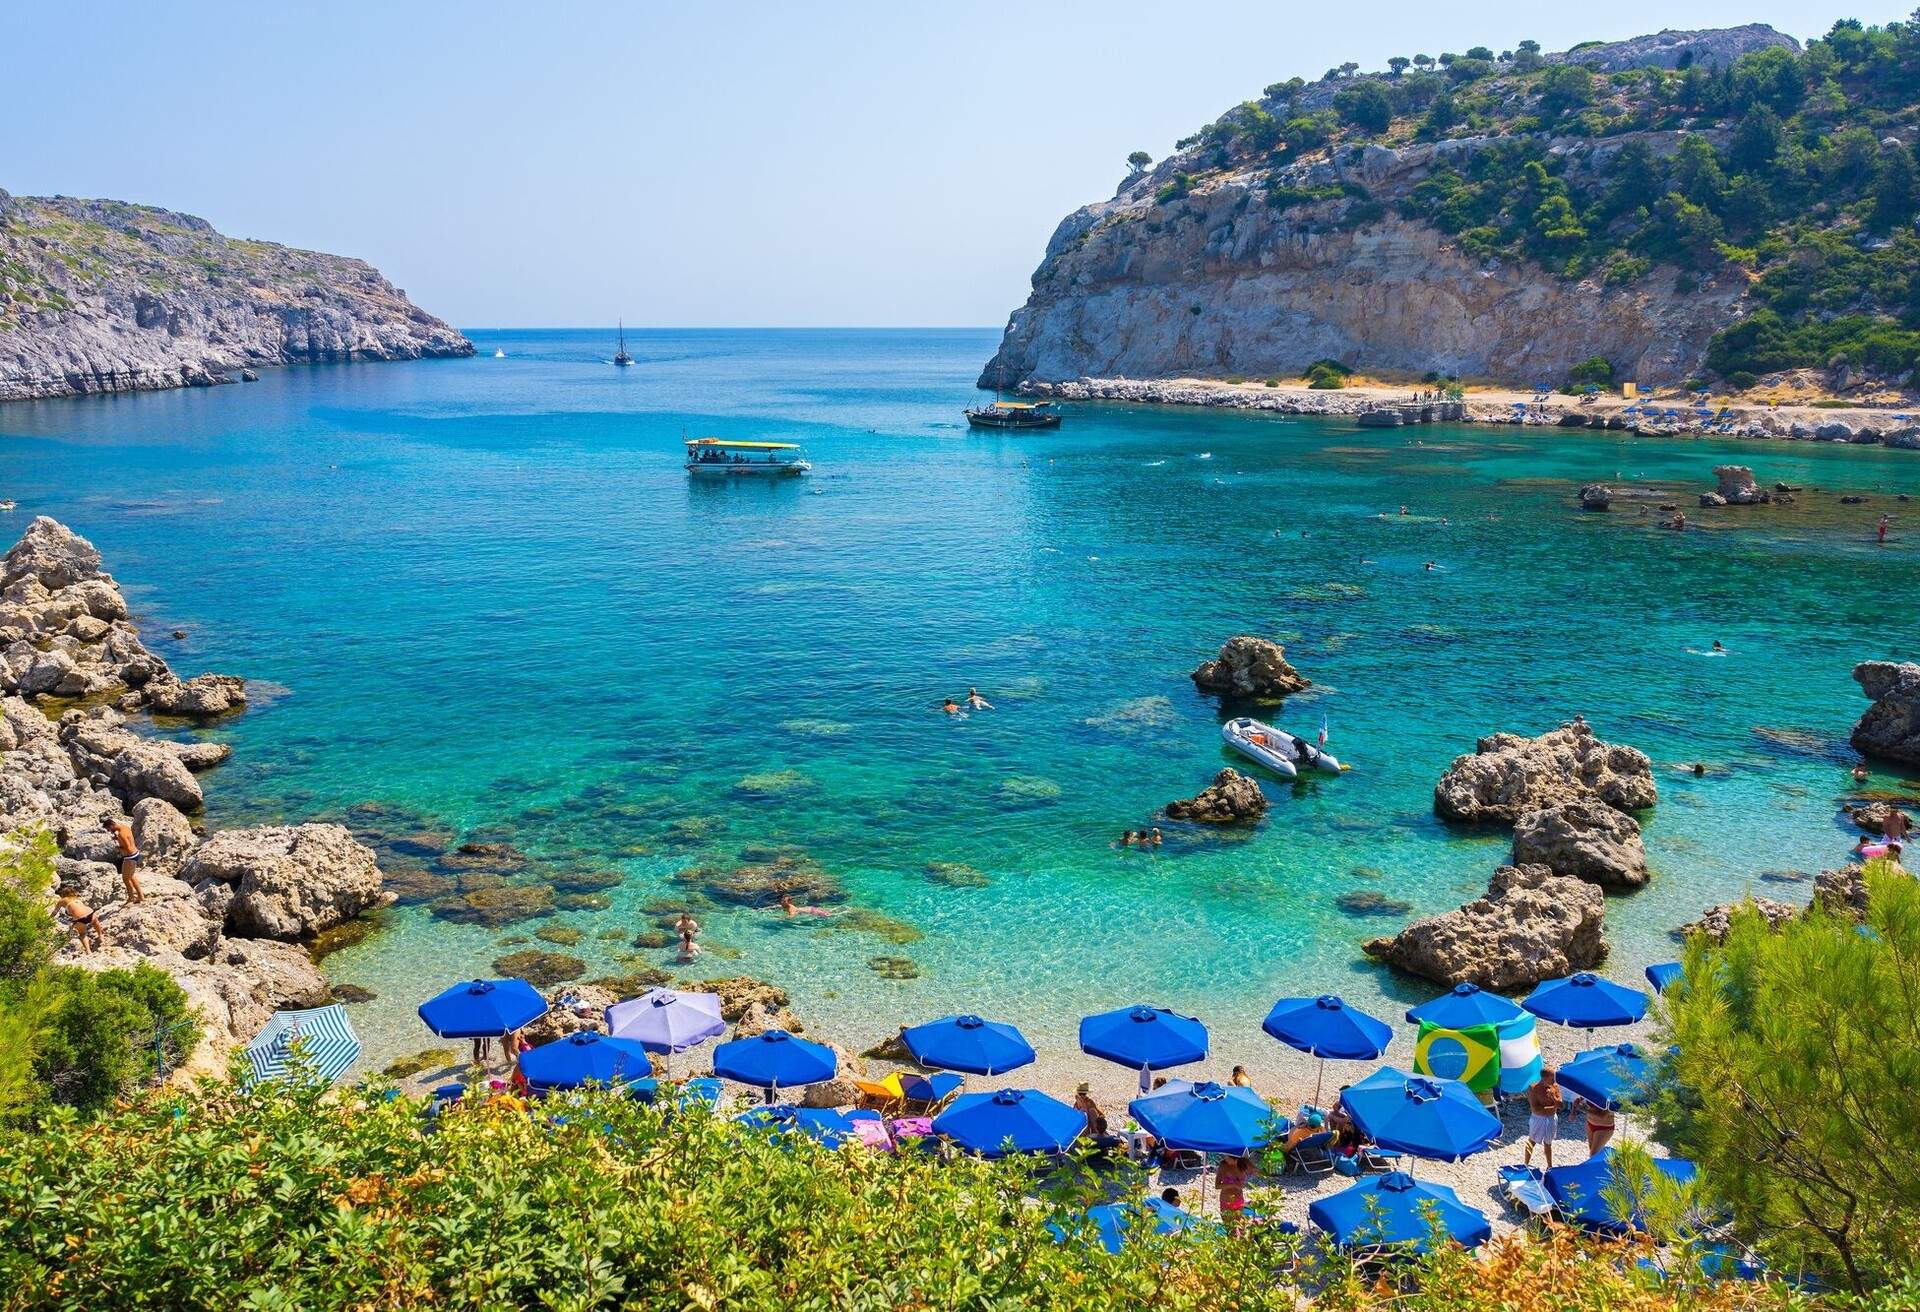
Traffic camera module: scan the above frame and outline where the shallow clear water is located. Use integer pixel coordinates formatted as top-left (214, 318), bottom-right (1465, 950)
top-left (4, 328), bottom-right (1916, 1074)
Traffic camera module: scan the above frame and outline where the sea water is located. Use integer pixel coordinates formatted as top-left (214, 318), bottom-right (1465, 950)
top-left (2, 328), bottom-right (1915, 1077)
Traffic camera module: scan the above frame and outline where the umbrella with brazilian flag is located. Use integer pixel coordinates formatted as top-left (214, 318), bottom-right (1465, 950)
top-left (1411, 1021), bottom-right (1501, 1094)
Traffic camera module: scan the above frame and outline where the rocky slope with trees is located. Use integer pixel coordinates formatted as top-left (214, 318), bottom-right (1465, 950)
top-left (986, 18), bottom-right (1920, 396)
top-left (0, 191), bottom-right (470, 401)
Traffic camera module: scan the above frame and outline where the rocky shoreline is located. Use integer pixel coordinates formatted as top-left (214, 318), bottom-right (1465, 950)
top-left (1021, 376), bottom-right (1920, 449)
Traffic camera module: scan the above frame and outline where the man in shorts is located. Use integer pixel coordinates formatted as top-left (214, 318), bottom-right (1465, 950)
top-left (1524, 1065), bottom-right (1563, 1169)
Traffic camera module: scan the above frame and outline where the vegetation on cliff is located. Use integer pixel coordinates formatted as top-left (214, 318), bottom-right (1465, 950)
top-left (1149, 15), bottom-right (1920, 388)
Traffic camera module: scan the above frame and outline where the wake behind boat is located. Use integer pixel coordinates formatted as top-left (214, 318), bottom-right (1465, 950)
top-left (1222, 716), bottom-right (1344, 778)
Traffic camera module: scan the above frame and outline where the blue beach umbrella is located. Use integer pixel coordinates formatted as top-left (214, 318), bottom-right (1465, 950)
top-left (711, 1028), bottom-right (837, 1099)
top-left (630, 1075), bottom-right (724, 1109)
top-left (1524, 973), bottom-right (1649, 1030)
top-left (1405, 982), bottom-right (1524, 1030)
top-left (1339, 1066), bottom-right (1500, 1161)
top-left (1264, 994), bottom-right (1392, 1105)
top-left (736, 1105), bottom-right (882, 1149)
top-left (1129, 1080), bottom-right (1282, 1154)
top-left (1546, 1146), bottom-right (1698, 1235)
top-left (933, 1087), bottom-right (1086, 1158)
top-left (902, 1014), bottom-right (1036, 1076)
top-left (519, 1031), bottom-right (654, 1093)
top-left (418, 978), bottom-right (549, 1039)
top-left (244, 1005), bottom-right (360, 1087)
top-left (1080, 1005), bottom-right (1208, 1091)
top-left (1556, 1043), bottom-right (1652, 1111)
top-left (1050, 1197), bottom-right (1197, 1253)
top-left (1309, 1171), bottom-right (1492, 1252)
top-left (1645, 961), bottom-right (1683, 994)
top-left (606, 988), bottom-right (727, 1055)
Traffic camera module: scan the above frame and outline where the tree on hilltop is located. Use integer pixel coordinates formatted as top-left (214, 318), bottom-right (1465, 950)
top-left (1126, 150), bottom-right (1153, 175)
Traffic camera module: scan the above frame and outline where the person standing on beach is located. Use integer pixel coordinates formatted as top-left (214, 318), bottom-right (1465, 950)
top-left (1524, 1066), bottom-right (1562, 1169)
top-left (1579, 1095), bottom-right (1616, 1157)
top-left (1216, 1153), bottom-right (1253, 1218)
top-left (104, 815), bottom-right (143, 904)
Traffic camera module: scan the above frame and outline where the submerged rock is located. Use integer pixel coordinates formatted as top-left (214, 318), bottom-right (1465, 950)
top-left (492, 949), bottom-right (585, 988)
top-left (1851, 661), bottom-right (1920, 766)
top-left (1164, 768), bottom-right (1268, 823)
top-left (1362, 863), bottom-right (1607, 990)
top-left (678, 855), bottom-right (845, 908)
top-left (1509, 799), bottom-right (1649, 889)
top-left (427, 883), bottom-right (555, 927)
top-left (1190, 636), bottom-right (1310, 700)
top-left (1434, 720), bottom-right (1656, 825)
top-left (1335, 890), bottom-right (1412, 917)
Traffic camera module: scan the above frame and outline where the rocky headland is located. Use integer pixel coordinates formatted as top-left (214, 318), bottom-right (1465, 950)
top-left (0, 516), bottom-right (394, 1073)
top-left (0, 191), bottom-right (471, 402)
top-left (1852, 661), bottom-right (1920, 767)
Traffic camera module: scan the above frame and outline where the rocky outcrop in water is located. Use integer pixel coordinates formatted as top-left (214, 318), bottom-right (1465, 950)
top-left (1851, 661), bottom-right (1920, 766)
top-left (1165, 768), bottom-right (1267, 823)
top-left (1434, 721), bottom-right (1657, 826)
top-left (1699, 465), bottom-right (1769, 507)
top-left (0, 191), bottom-right (471, 402)
top-left (1362, 863), bottom-right (1607, 989)
top-left (1190, 636), bottom-right (1309, 700)
top-left (1682, 897), bottom-right (1799, 943)
top-left (1510, 798), bottom-right (1649, 890)
top-left (0, 517), bottom-right (390, 1074)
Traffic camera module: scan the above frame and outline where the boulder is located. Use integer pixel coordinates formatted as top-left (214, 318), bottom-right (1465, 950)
top-left (1362, 863), bottom-right (1607, 990)
top-left (1683, 897), bottom-right (1798, 942)
top-left (1189, 636), bottom-right (1310, 700)
top-left (182, 823), bottom-right (385, 940)
top-left (1713, 465), bottom-right (1769, 504)
top-left (1578, 484), bottom-right (1613, 510)
top-left (1851, 661), bottom-right (1920, 766)
top-left (1510, 799), bottom-right (1649, 889)
top-left (520, 984), bottom-right (619, 1046)
top-left (143, 673), bottom-right (247, 718)
top-left (2, 517), bottom-right (103, 592)
top-left (96, 876), bottom-right (224, 959)
top-left (696, 975), bottom-right (796, 1025)
top-left (131, 796), bottom-right (198, 873)
top-left (111, 742), bottom-right (205, 812)
top-left (1164, 768), bottom-right (1268, 823)
top-left (171, 741), bottom-right (232, 772)
top-left (797, 1043), bottom-right (865, 1110)
top-left (1434, 720), bottom-right (1656, 825)
top-left (1812, 864), bottom-right (1870, 921)
top-left (732, 999), bottom-right (805, 1038)
top-left (1845, 800), bottom-right (1915, 836)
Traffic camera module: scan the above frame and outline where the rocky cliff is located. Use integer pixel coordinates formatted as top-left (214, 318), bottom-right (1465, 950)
top-left (984, 25), bottom-right (1824, 390)
top-left (0, 191), bottom-right (471, 401)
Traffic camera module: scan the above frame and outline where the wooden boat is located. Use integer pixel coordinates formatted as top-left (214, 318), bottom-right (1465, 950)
top-left (965, 400), bottom-right (1062, 431)
top-left (1222, 716), bottom-right (1344, 778)
top-left (684, 437), bottom-right (810, 478)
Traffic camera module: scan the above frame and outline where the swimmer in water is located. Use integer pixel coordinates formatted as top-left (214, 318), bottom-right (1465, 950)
top-left (778, 892), bottom-right (797, 918)
top-left (1148, 827), bottom-right (1163, 848)
top-left (1712, 640), bottom-right (1725, 653)
top-left (1424, 561), bottom-right (1438, 571)
top-left (1854, 763), bottom-right (1871, 785)
top-left (1399, 505), bottom-right (1410, 516)
top-left (942, 698), bottom-right (961, 715)
top-left (1692, 762), bottom-right (1706, 777)
top-left (966, 687), bottom-right (993, 710)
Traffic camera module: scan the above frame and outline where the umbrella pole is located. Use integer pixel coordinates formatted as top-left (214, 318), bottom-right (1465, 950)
top-left (1313, 1057), bottom-right (1325, 1111)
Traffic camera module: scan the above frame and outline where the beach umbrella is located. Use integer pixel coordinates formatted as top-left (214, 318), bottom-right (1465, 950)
top-left (1645, 961), bottom-right (1683, 994)
top-left (1545, 1146), bottom-right (1698, 1236)
top-left (711, 1029), bottom-right (837, 1099)
top-left (933, 1087), bottom-right (1086, 1158)
top-left (902, 1014), bottom-right (1036, 1076)
top-left (1339, 1066), bottom-right (1500, 1162)
top-left (736, 1105), bottom-right (883, 1149)
top-left (1079, 1005), bottom-right (1207, 1092)
top-left (1524, 973), bottom-right (1649, 1030)
top-left (1308, 1171), bottom-right (1492, 1252)
top-left (1050, 1198), bottom-right (1197, 1254)
top-left (1263, 994), bottom-right (1392, 1105)
top-left (1129, 1080), bottom-right (1281, 1155)
top-left (606, 988), bottom-right (726, 1055)
top-left (1556, 1043), bottom-right (1652, 1111)
top-left (630, 1075), bottom-right (724, 1109)
top-left (244, 1005), bottom-right (360, 1087)
top-left (1404, 982), bottom-right (1523, 1030)
top-left (418, 978), bottom-right (549, 1039)
top-left (519, 1031), bottom-right (653, 1093)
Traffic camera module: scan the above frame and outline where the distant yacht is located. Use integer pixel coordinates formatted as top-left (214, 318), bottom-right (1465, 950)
top-left (493, 348), bottom-right (506, 359)
top-left (613, 321), bottom-right (633, 367)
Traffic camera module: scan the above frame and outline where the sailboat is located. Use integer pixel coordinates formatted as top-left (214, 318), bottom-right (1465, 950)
top-left (613, 321), bottom-right (634, 368)
top-left (965, 359), bottom-right (1060, 430)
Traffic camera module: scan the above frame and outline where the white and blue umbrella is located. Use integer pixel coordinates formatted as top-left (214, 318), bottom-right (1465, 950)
top-left (245, 1005), bottom-right (361, 1087)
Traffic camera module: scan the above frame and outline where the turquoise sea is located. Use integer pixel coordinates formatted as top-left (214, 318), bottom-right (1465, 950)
top-left (3, 328), bottom-right (1916, 1078)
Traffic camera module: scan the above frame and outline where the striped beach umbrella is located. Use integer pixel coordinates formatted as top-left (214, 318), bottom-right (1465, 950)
top-left (245, 1005), bottom-right (361, 1087)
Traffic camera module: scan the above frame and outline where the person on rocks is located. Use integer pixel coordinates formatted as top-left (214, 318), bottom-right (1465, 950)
top-left (1524, 1066), bottom-right (1563, 1169)
top-left (54, 884), bottom-right (104, 953)
top-left (104, 815), bottom-right (143, 904)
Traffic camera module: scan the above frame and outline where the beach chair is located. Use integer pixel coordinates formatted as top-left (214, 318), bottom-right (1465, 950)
top-left (1285, 1131), bottom-right (1336, 1176)
top-left (1357, 1144), bottom-right (1403, 1172)
top-left (1498, 1164), bottom-right (1555, 1223)
top-left (897, 1072), bottom-right (964, 1116)
top-left (852, 1075), bottom-right (904, 1114)
top-left (1159, 1147), bottom-right (1205, 1172)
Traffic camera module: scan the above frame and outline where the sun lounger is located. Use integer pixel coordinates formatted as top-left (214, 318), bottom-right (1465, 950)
top-left (898, 1072), bottom-right (964, 1115)
top-left (1286, 1131), bottom-right (1337, 1175)
top-left (1499, 1164), bottom-right (1555, 1221)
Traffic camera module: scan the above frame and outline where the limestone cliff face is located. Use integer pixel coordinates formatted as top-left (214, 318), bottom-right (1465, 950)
top-left (985, 141), bottom-right (1744, 388)
top-left (0, 191), bottom-right (472, 402)
top-left (984, 26), bottom-right (1792, 390)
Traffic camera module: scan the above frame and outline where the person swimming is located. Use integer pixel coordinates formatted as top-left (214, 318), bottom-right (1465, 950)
top-left (942, 698), bottom-right (960, 715)
top-left (966, 687), bottom-right (993, 710)
top-left (1712, 640), bottom-right (1725, 653)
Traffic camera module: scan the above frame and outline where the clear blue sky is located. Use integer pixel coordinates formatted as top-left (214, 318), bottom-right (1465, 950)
top-left (5, 0), bottom-right (1865, 328)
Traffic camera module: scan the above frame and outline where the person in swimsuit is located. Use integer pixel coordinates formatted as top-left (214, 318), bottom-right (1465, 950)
top-left (1578, 1095), bottom-right (1616, 1156)
top-left (778, 892), bottom-right (797, 917)
top-left (55, 884), bottom-right (103, 953)
top-left (966, 687), bottom-right (993, 710)
top-left (1119, 831), bottom-right (1136, 848)
top-left (1524, 1066), bottom-right (1562, 1169)
top-left (1886, 809), bottom-right (1912, 846)
top-left (675, 911), bottom-right (701, 962)
top-left (1854, 763), bottom-right (1871, 785)
top-left (1148, 827), bottom-right (1162, 847)
top-left (941, 699), bottom-right (960, 715)
top-left (1229, 1064), bottom-right (1251, 1088)
top-left (104, 815), bottom-right (143, 904)
top-left (1216, 1153), bottom-right (1254, 1217)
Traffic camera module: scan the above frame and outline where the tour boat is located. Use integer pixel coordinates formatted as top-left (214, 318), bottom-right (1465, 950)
top-left (684, 437), bottom-right (811, 478)
top-left (1222, 716), bottom-right (1343, 778)
top-left (964, 400), bottom-right (1062, 431)
top-left (613, 320), bottom-right (633, 367)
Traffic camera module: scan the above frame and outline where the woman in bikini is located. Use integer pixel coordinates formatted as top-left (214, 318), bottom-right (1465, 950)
top-left (55, 884), bottom-right (104, 953)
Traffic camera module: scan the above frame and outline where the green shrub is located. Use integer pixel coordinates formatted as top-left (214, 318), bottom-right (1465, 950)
top-left (1155, 173), bottom-right (1195, 204)
top-left (1567, 355), bottom-right (1614, 386)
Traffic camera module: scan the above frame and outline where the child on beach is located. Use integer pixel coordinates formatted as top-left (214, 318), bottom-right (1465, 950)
top-left (54, 884), bottom-right (103, 953)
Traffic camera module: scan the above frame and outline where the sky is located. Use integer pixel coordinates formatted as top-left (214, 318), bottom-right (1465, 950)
top-left (3, 0), bottom-right (1877, 328)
